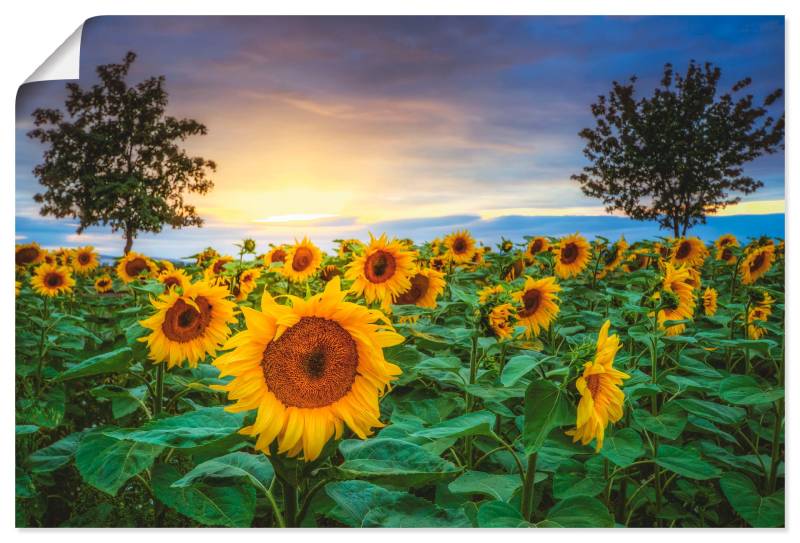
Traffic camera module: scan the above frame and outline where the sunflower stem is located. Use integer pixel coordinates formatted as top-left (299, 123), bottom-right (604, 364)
top-left (154, 363), bottom-right (165, 416)
top-left (282, 478), bottom-right (298, 527)
top-left (35, 297), bottom-right (50, 395)
top-left (520, 452), bottom-right (538, 522)
top-left (767, 400), bottom-right (783, 494)
top-left (464, 333), bottom-right (479, 468)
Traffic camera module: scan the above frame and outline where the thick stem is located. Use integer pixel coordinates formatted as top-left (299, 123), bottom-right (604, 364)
top-left (282, 479), bottom-right (298, 528)
top-left (767, 401), bottom-right (783, 494)
top-left (521, 452), bottom-right (538, 522)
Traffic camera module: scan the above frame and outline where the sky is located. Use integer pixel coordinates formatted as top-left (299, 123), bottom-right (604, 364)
top-left (15, 16), bottom-right (785, 258)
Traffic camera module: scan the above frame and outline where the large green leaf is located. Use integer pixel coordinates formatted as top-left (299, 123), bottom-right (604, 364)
top-left (91, 384), bottom-right (149, 419)
top-left (75, 433), bottom-right (163, 495)
top-left (599, 428), bottom-right (644, 468)
top-left (105, 407), bottom-right (245, 448)
top-left (152, 464), bottom-right (255, 527)
top-left (55, 347), bottom-right (132, 381)
top-left (476, 500), bottom-right (531, 527)
top-left (411, 410), bottom-right (495, 441)
top-left (675, 398), bottom-right (745, 425)
top-left (171, 452), bottom-right (274, 492)
top-left (719, 472), bottom-right (784, 527)
top-left (718, 375), bottom-right (784, 406)
top-left (500, 354), bottom-right (548, 387)
top-left (522, 379), bottom-right (573, 455)
top-left (542, 495), bottom-right (614, 527)
top-left (338, 438), bottom-right (460, 487)
top-left (27, 431), bottom-right (85, 473)
top-left (448, 470), bottom-right (522, 502)
top-left (631, 402), bottom-right (687, 440)
top-left (654, 444), bottom-right (721, 480)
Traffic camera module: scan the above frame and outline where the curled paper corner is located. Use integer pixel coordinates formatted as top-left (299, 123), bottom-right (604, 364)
top-left (24, 24), bottom-right (84, 84)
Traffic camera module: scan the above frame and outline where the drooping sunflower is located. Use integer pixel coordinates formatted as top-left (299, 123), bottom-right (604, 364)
top-left (282, 238), bottom-right (322, 283)
top-left (565, 320), bottom-right (630, 452)
top-left (488, 303), bottom-right (516, 341)
top-left (554, 233), bottom-right (591, 279)
top-left (71, 246), bottom-right (100, 275)
top-left (597, 237), bottom-right (629, 279)
top-left (159, 268), bottom-right (191, 292)
top-left (714, 234), bottom-right (739, 264)
top-left (338, 239), bottom-right (364, 259)
top-left (212, 276), bottom-right (403, 462)
top-left (740, 244), bottom-right (775, 285)
top-left (15, 243), bottom-right (45, 267)
top-left (622, 248), bottom-right (651, 273)
top-left (139, 281), bottom-right (237, 369)
top-left (394, 268), bottom-right (446, 309)
top-left (264, 245), bottom-right (288, 267)
top-left (656, 264), bottom-right (696, 336)
top-left (512, 276), bottom-right (561, 338)
top-left (525, 236), bottom-right (550, 262)
top-left (94, 275), bottom-right (114, 294)
top-left (30, 263), bottom-right (75, 297)
top-left (346, 233), bottom-right (416, 310)
top-left (702, 287), bottom-right (718, 316)
top-left (233, 268), bottom-right (262, 301)
top-left (671, 237), bottom-right (708, 267)
top-left (116, 252), bottom-right (157, 284)
top-left (443, 230), bottom-right (477, 264)
top-left (503, 259), bottom-right (526, 281)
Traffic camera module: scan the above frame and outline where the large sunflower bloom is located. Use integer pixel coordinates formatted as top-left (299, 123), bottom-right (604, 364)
top-left (657, 264), bottom-right (696, 336)
top-left (71, 246), bottom-right (100, 275)
top-left (565, 320), bottom-right (630, 452)
top-left (512, 276), bottom-right (560, 338)
top-left (15, 242), bottom-right (45, 267)
top-left (740, 245), bottom-right (775, 285)
top-left (702, 287), bottom-right (718, 316)
top-left (158, 268), bottom-right (191, 292)
top-left (444, 230), bottom-right (477, 264)
top-left (30, 263), bottom-right (75, 297)
top-left (554, 234), bottom-right (591, 279)
top-left (671, 237), bottom-right (708, 267)
top-left (394, 268), bottom-right (446, 309)
top-left (116, 252), bottom-right (157, 284)
top-left (94, 275), bottom-right (114, 294)
top-left (282, 238), bottom-right (322, 283)
top-left (139, 281), bottom-right (237, 369)
top-left (346, 233), bottom-right (416, 310)
top-left (212, 277), bottom-right (403, 462)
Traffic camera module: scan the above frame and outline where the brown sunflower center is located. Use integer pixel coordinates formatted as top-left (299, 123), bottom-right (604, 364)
top-left (560, 243), bottom-right (579, 265)
top-left (44, 272), bottom-right (64, 288)
top-left (519, 288), bottom-right (542, 318)
top-left (16, 247), bottom-right (39, 265)
top-left (364, 250), bottom-right (397, 283)
top-left (261, 317), bottom-right (358, 408)
top-left (270, 249), bottom-right (287, 263)
top-left (161, 297), bottom-right (213, 342)
top-left (292, 247), bottom-right (313, 272)
top-left (395, 273), bottom-right (430, 305)
top-left (604, 246), bottom-right (619, 266)
top-left (720, 238), bottom-right (733, 247)
top-left (750, 252), bottom-right (766, 272)
top-left (675, 241), bottom-right (692, 260)
top-left (125, 257), bottom-right (149, 277)
top-left (721, 248), bottom-right (733, 261)
top-left (163, 276), bottom-right (181, 289)
top-left (321, 265), bottom-right (341, 282)
top-left (213, 260), bottom-right (228, 274)
top-left (587, 374), bottom-right (602, 399)
top-left (78, 253), bottom-right (91, 265)
top-left (530, 239), bottom-right (543, 254)
top-left (452, 237), bottom-right (468, 254)
top-left (98, 279), bottom-right (110, 288)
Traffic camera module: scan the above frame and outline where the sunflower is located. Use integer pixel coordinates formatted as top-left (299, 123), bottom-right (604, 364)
top-left (430, 256), bottom-right (447, 272)
top-left (656, 264), bottom-right (696, 336)
top-left (15, 243), bottom-right (45, 267)
top-left (204, 256), bottom-right (235, 282)
top-left (622, 248), bottom-right (651, 273)
top-left (740, 245), bottom-right (775, 285)
top-left (685, 266), bottom-right (702, 290)
top-left (702, 287), bottom-right (718, 317)
top-left (488, 303), bottom-right (516, 340)
top-left (30, 263), bottom-right (75, 297)
top-left (747, 306), bottom-right (770, 340)
top-left (42, 251), bottom-right (57, 266)
top-left (500, 238), bottom-right (514, 253)
top-left (565, 320), bottom-right (630, 452)
top-left (503, 259), bottom-right (526, 281)
top-left (554, 234), bottom-right (591, 279)
top-left (443, 230), bottom-right (477, 264)
top-left (234, 268), bottom-right (262, 301)
top-left (264, 246), bottom-right (288, 267)
top-left (159, 268), bottom-right (191, 292)
top-left (597, 237), bottom-right (629, 278)
top-left (469, 246), bottom-right (488, 267)
top-left (196, 247), bottom-right (220, 267)
top-left (282, 238), bottom-right (322, 283)
top-left (116, 252), bottom-right (157, 283)
top-left (512, 276), bottom-right (560, 338)
top-left (139, 281), bottom-right (237, 369)
top-left (70, 246), bottom-right (100, 275)
top-left (338, 239), bottom-right (364, 259)
top-left (394, 268), bottom-right (446, 309)
top-left (15, 280), bottom-right (22, 297)
top-left (525, 237), bottom-right (550, 262)
top-left (320, 264), bottom-right (342, 283)
top-left (671, 237), bottom-right (708, 267)
top-left (94, 275), bottom-right (114, 294)
top-left (157, 259), bottom-right (175, 273)
top-left (54, 248), bottom-right (75, 266)
top-left (212, 277), bottom-right (403, 462)
top-left (346, 233), bottom-right (416, 310)
top-left (714, 234), bottom-right (739, 264)
top-left (478, 284), bottom-right (504, 304)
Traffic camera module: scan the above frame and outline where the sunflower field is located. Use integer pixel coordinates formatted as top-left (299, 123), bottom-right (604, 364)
top-left (14, 231), bottom-right (785, 528)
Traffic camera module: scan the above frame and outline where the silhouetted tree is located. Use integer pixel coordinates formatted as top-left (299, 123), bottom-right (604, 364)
top-left (572, 61), bottom-right (784, 237)
top-left (28, 51), bottom-right (215, 253)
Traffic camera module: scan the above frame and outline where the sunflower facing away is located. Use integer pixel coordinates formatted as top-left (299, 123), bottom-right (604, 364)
top-left (158, 268), bottom-right (191, 292)
top-left (212, 276), bottom-right (403, 461)
top-left (512, 276), bottom-right (561, 338)
top-left (116, 252), bottom-right (157, 284)
top-left (139, 281), bottom-right (237, 369)
top-left (94, 275), bottom-right (114, 294)
top-left (30, 263), bottom-right (75, 297)
top-left (714, 234), bottom-right (739, 264)
top-left (71, 246), bottom-right (100, 275)
top-left (394, 268), bottom-right (446, 309)
top-left (15, 243), bottom-right (45, 267)
top-left (234, 268), bottom-right (262, 301)
top-left (740, 244), bottom-right (775, 285)
top-left (346, 233), bottom-right (416, 310)
top-left (657, 264), bottom-right (696, 336)
top-left (702, 287), bottom-right (718, 316)
top-left (264, 246), bottom-right (288, 267)
top-left (443, 230), bottom-right (477, 264)
top-left (554, 233), bottom-right (591, 279)
top-left (565, 320), bottom-right (630, 452)
top-left (597, 237), bottom-right (629, 279)
top-left (671, 237), bottom-right (708, 267)
top-left (282, 238), bottom-right (322, 283)
top-left (487, 303), bottom-right (516, 341)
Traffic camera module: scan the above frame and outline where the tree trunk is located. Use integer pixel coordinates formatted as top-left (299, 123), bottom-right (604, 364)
top-left (671, 218), bottom-right (680, 238)
top-left (123, 228), bottom-right (134, 254)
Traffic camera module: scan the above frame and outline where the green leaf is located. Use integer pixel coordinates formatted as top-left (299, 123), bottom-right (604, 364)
top-left (500, 354), bottom-right (547, 387)
top-left (55, 347), bottom-right (132, 381)
top-left (631, 402), bottom-right (687, 440)
top-left (16, 468), bottom-right (36, 499)
top-left (171, 452), bottom-right (274, 492)
top-left (16, 425), bottom-right (39, 435)
top-left (75, 433), bottom-right (163, 495)
top-left (18, 385), bottom-right (66, 428)
top-left (152, 464), bottom-right (255, 527)
top-left (553, 458), bottom-right (605, 499)
top-left (338, 438), bottom-right (460, 487)
top-left (599, 428), bottom-right (644, 468)
top-left (543, 495), bottom-right (614, 527)
top-left (28, 431), bottom-right (85, 473)
top-left (106, 407), bottom-right (245, 448)
top-left (720, 472), bottom-right (784, 527)
top-left (654, 444), bottom-right (721, 480)
top-left (522, 379), bottom-right (573, 455)
top-left (411, 410), bottom-right (496, 441)
top-left (448, 470), bottom-right (522, 502)
top-left (675, 398), bottom-right (745, 425)
top-left (477, 500), bottom-right (531, 527)
top-left (718, 375), bottom-right (784, 406)
top-left (91, 384), bottom-right (149, 419)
